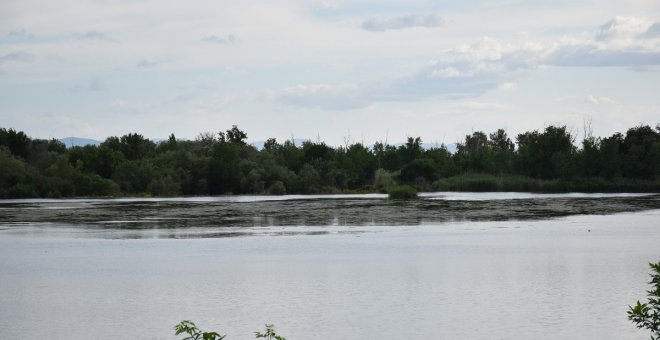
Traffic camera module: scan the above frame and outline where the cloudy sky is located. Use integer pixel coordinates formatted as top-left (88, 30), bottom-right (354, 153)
top-left (1, 0), bottom-right (659, 145)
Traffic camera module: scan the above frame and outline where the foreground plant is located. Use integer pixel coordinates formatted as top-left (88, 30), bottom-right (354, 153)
top-left (175, 321), bottom-right (287, 340)
top-left (628, 262), bottom-right (660, 340)
top-left (174, 320), bottom-right (226, 340)
top-left (255, 324), bottom-right (287, 340)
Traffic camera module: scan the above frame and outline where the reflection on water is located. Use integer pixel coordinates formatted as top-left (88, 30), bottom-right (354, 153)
top-left (0, 192), bottom-right (659, 239)
top-left (1, 209), bottom-right (659, 340)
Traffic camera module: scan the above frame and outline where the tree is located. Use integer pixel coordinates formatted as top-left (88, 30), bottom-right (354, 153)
top-left (622, 125), bottom-right (660, 179)
top-left (516, 126), bottom-right (576, 179)
top-left (219, 125), bottom-right (248, 145)
top-left (456, 131), bottom-right (493, 173)
top-left (208, 143), bottom-right (240, 194)
top-left (0, 128), bottom-right (31, 159)
top-left (118, 133), bottom-right (156, 160)
top-left (599, 133), bottom-right (623, 178)
top-left (489, 129), bottom-right (514, 174)
top-left (628, 262), bottom-right (660, 340)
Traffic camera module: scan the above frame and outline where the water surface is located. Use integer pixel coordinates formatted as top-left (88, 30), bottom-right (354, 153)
top-left (0, 193), bottom-right (659, 339)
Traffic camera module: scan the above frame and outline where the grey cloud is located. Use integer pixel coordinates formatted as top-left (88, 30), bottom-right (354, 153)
top-left (547, 17), bottom-right (660, 67)
top-left (361, 14), bottom-right (443, 32)
top-left (137, 59), bottom-right (158, 68)
top-left (0, 51), bottom-right (34, 63)
top-left (645, 23), bottom-right (660, 38)
top-left (79, 30), bottom-right (114, 42)
top-left (4, 29), bottom-right (35, 42)
top-left (203, 34), bottom-right (236, 44)
top-left (88, 78), bottom-right (106, 92)
top-left (547, 45), bottom-right (660, 67)
top-left (277, 17), bottom-right (660, 110)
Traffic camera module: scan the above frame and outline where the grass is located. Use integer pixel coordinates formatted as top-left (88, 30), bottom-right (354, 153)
top-left (432, 174), bottom-right (660, 193)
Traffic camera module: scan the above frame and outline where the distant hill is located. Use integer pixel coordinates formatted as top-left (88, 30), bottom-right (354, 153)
top-left (59, 137), bottom-right (102, 148)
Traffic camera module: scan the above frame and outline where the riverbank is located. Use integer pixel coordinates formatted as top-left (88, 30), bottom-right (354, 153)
top-left (431, 174), bottom-right (660, 193)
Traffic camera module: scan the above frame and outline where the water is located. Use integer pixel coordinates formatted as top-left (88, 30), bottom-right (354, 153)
top-left (1, 193), bottom-right (659, 339)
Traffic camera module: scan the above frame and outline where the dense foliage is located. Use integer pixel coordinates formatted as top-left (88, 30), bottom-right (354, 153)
top-left (174, 321), bottom-right (286, 340)
top-left (175, 320), bottom-right (226, 340)
top-left (1, 124), bottom-right (660, 198)
top-left (629, 262), bottom-right (660, 340)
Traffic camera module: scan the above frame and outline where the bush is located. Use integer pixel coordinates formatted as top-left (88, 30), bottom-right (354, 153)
top-left (174, 321), bottom-right (286, 340)
top-left (628, 262), bottom-right (660, 340)
top-left (374, 168), bottom-right (396, 193)
top-left (387, 185), bottom-right (418, 199)
top-left (174, 320), bottom-right (225, 340)
top-left (268, 180), bottom-right (286, 195)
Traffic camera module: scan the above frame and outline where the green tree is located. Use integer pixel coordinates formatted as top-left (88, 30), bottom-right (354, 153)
top-left (456, 131), bottom-right (494, 173)
top-left (0, 128), bottom-right (31, 159)
top-left (489, 129), bottom-right (514, 174)
top-left (112, 160), bottom-right (155, 193)
top-left (219, 125), bottom-right (248, 145)
top-left (622, 125), bottom-right (660, 179)
top-left (516, 126), bottom-right (576, 179)
top-left (208, 142), bottom-right (241, 194)
top-left (0, 147), bottom-right (35, 198)
top-left (599, 133), bottom-right (623, 178)
top-left (118, 133), bottom-right (156, 160)
top-left (628, 262), bottom-right (660, 340)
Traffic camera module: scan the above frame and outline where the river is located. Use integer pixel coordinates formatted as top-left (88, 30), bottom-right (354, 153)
top-left (1, 192), bottom-right (659, 339)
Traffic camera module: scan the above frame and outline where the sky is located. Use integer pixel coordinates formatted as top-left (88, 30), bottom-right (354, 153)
top-left (1, 0), bottom-right (659, 146)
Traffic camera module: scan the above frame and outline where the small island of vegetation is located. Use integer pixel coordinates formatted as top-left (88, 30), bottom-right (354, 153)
top-left (1, 123), bottom-right (659, 198)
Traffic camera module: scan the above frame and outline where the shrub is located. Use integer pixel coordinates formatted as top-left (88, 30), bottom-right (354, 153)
top-left (387, 185), bottom-right (418, 199)
top-left (628, 262), bottom-right (660, 340)
top-left (268, 180), bottom-right (286, 195)
top-left (174, 321), bottom-right (287, 340)
top-left (174, 320), bottom-right (225, 340)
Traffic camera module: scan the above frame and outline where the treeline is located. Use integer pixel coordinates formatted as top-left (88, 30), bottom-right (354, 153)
top-left (1, 124), bottom-right (660, 198)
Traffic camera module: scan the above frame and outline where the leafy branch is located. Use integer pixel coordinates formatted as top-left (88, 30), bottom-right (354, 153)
top-left (628, 262), bottom-right (660, 340)
top-left (175, 321), bottom-right (287, 340)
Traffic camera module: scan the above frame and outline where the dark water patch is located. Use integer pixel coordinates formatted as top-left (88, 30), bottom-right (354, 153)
top-left (1, 193), bottom-right (659, 239)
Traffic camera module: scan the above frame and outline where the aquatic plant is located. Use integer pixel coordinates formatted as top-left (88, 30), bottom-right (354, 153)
top-left (628, 262), bottom-right (660, 340)
top-left (387, 185), bottom-right (418, 199)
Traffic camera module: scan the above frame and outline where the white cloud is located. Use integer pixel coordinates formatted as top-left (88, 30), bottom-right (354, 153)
top-left (595, 16), bottom-right (650, 42)
top-left (361, 13), bottom-right (443, 32)
top-left (203, 35), bottom-right (236, 44)
top-left (277, 84), bottom-right (366, 110)
top-left (275, 37), bottom-right (544, 109)
top-left (276, 17), bottom-right (660, 110)
top-left (547, 17), bottom-right (660, 67)
top-left (449, 101), bottom-right (510, 111)
top-left (112, 99), bottom-right (147, 111)
top-left (497, 82), bottom-right (517, 91)
top-left (586, 95), bottom-right (615, 105)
